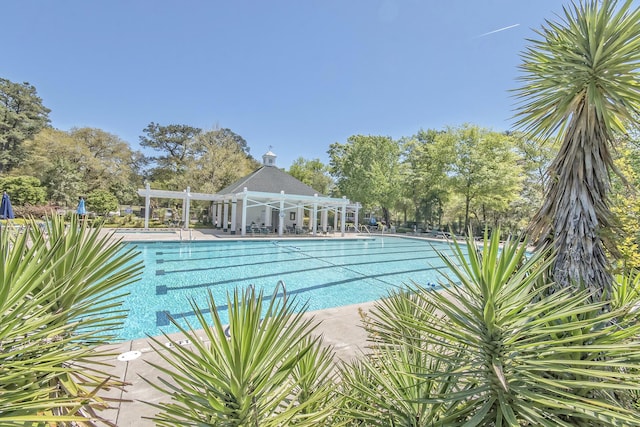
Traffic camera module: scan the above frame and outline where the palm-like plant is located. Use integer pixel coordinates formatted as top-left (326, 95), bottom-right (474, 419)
top-left (340, 231), bottom-right (640, 425)
top-left (337, 290), bottom-right (462, 426)
top-left (143, 287), bottom-right (338, 426)
top-left (514, 0), bottom-right (640, 299)
top-left (0, 215), bottom-right (142, 425)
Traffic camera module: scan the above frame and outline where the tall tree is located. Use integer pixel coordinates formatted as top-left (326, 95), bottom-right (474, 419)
top-left (402, 129), bottom-right (451, 228)
top-left (46, 157), bottom-right (86, 206)
top-left (17, 128), bottom-right (89, 205)
top-left (69, 127), bottom-right (142, 203)
top-left (288, 157), bottom-right (333, 195)
top-left (514, 0), bottom-right (640, 299)
top-left (187, 127), bottom-right (259, 193)
top-left (609, 141), bottom-right (640, 270)
top-left (139, 122), bottom-right (202, 188)
top-left (18, 127), bottom-right (143, 206)
top-left (510, 132), bottom-right (558, 226)
top-left (440, 125), bottom-right (523, 232)
top-left (207, 126), bottom-right (251, 155)
top-left (328, 135), bottom-right (403, 225)
top-left (0, 78), bottom-right (50, 173)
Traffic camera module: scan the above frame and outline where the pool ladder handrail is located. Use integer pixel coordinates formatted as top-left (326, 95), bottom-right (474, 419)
top-left (276, 279), bottom-right (287, 303)
top-left (359, 224), bottom-right (371, 234)
top-left (246, 281), bottom-right (286, 302)
top-left (179, 228), bottom-right (195, 240)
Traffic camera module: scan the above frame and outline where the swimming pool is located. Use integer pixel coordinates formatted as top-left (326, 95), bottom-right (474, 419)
top-left (115, 236), bottom-right (460, 341)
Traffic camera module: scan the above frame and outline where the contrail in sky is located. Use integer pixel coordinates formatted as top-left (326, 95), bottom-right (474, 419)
top-left (476, 23), bottom-right (520, 38)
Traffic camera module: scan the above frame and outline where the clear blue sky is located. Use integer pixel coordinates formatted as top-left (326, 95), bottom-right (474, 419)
top-left (4, 0), bottom-right (562, 169)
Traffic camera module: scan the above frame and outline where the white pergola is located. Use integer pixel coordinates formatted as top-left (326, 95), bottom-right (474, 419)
top-left (138, 183), bottom-right (361, 237)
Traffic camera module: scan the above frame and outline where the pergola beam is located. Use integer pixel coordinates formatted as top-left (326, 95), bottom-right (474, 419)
top-left (138, 184), bottom-right (361, 235)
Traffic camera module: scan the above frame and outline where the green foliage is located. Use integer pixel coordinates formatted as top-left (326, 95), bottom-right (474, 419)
top-left (16, 128), bottom-right (87, 206)
top-left (140, 122), bottom-right (202, 188)
top-left (329, 135), bottom-right (404, 223)
top-left (441, 125), bottom-right (523, 231)
top-left (18, 127), bottom-right (142, 207)
top-left (46, 157), bottom-right (86, 206)
top-left (401, 129), bottom-right (450, 227)
top-left (610, 141), bottom-right (640, 270)
top-left (0, 215), bottom-right (143, 425)
top-left (401, 126), bottom-right (525, 232)
top-left (508, 132), bottom-right (558, 231)
top-left (187, 127), bottom-right (260, 194)
top-left (338, 290), bottom-right (460, 425)
top-left (0, 175), bottom-right (47, 206)
top-left (70, 127), bottom-right (143, 203)
top-left (288, 157), bottom-right (333, 195)
top-left (340, 231), bottom-right (640, 425)
top-left (143, 287), bottom-right (338, 426)
top-left (0, 78), bottom-right (50, 174)
top-left (86, 189), bottom-right (119, 215)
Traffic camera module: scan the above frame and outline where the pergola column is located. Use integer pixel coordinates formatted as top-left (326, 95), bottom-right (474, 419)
top-left (312, 194), bottom-right (318, 236)
top-left (223, 201), bottom-right (229, 232)
top-left (278, 191), bottom-right (285, 236)
top-left (341, 196), bottom-right (347, 236)
top-left (355, 203), bottom-right (360, 231)
top-left (230, 196), bottom-right (237, 235)
top-left (241, 189), bottom-right (248, 236)
top-left (321, 208), bottom-right (328, 233)
top-left (143, 182), bottom-right (151, 230)
top-left (265, 205), bottom-right (271, 227)
top-left (183, 187), bottom-right (190, 230)
top-left (212, 203), bottom-right (216, 228)
top-left (215, 203), bottom-right (221, 229)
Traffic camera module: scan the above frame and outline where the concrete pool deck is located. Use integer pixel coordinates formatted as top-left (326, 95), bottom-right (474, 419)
top-left (99, 227), bottom-right (382, 425)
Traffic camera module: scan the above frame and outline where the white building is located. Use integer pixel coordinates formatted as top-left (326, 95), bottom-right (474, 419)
top-left (138, 150), bottom-right (361, 237)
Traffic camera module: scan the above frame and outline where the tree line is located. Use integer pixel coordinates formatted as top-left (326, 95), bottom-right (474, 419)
top-left (1, 76), bottom-right (639, 269)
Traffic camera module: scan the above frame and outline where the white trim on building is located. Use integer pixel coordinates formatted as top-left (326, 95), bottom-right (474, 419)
top-left (137, 184), bottom-right (360, 237)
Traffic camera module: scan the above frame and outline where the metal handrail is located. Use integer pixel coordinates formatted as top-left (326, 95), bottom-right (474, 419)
top-left (276, 279), bottom-right (287, 303)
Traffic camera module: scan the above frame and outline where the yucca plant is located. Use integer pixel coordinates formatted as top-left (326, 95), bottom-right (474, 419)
top-left (514, 0), bottom-right (640, 299)
top-left (0, 215), bottom-right (143, 426)
top-left (342, 230), bottom-right (640, 425)
top-left (143, 286), bottom-right (339, 426)
top-left (335, 289), bottom-right (461, 426)
top-left (609, 269), bottom-right (640, 411)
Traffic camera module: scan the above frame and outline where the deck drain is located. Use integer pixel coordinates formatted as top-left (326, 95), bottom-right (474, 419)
top-left (117, 350), bottom-right (142, 362)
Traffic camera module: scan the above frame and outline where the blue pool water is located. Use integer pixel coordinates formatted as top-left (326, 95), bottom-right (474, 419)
top-left (115, 236), bottom-right (460, 341)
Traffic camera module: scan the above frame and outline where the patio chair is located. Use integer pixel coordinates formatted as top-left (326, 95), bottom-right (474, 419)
top-left (260, 226), bottom-right (272, 235)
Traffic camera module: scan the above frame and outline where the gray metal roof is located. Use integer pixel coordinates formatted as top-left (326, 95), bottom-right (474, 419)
top-left (217, 166), bottom-right (323, 197)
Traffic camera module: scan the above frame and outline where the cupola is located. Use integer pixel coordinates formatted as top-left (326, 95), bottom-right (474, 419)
top-left (262, 148), bottom-right (276, 167)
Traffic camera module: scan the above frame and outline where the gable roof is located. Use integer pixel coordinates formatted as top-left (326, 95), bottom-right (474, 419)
top-left (217, 166), bottom-right (322, 197)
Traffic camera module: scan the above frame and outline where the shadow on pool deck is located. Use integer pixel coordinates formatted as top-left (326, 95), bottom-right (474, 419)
top-left (103, 301), bottom-right (374, 426)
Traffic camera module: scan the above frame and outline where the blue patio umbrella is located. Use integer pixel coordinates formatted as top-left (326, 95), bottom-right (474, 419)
top-left (77, 198), bottom-right (86, 216)
top-left (0, 192), bottom-right (15, 219)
